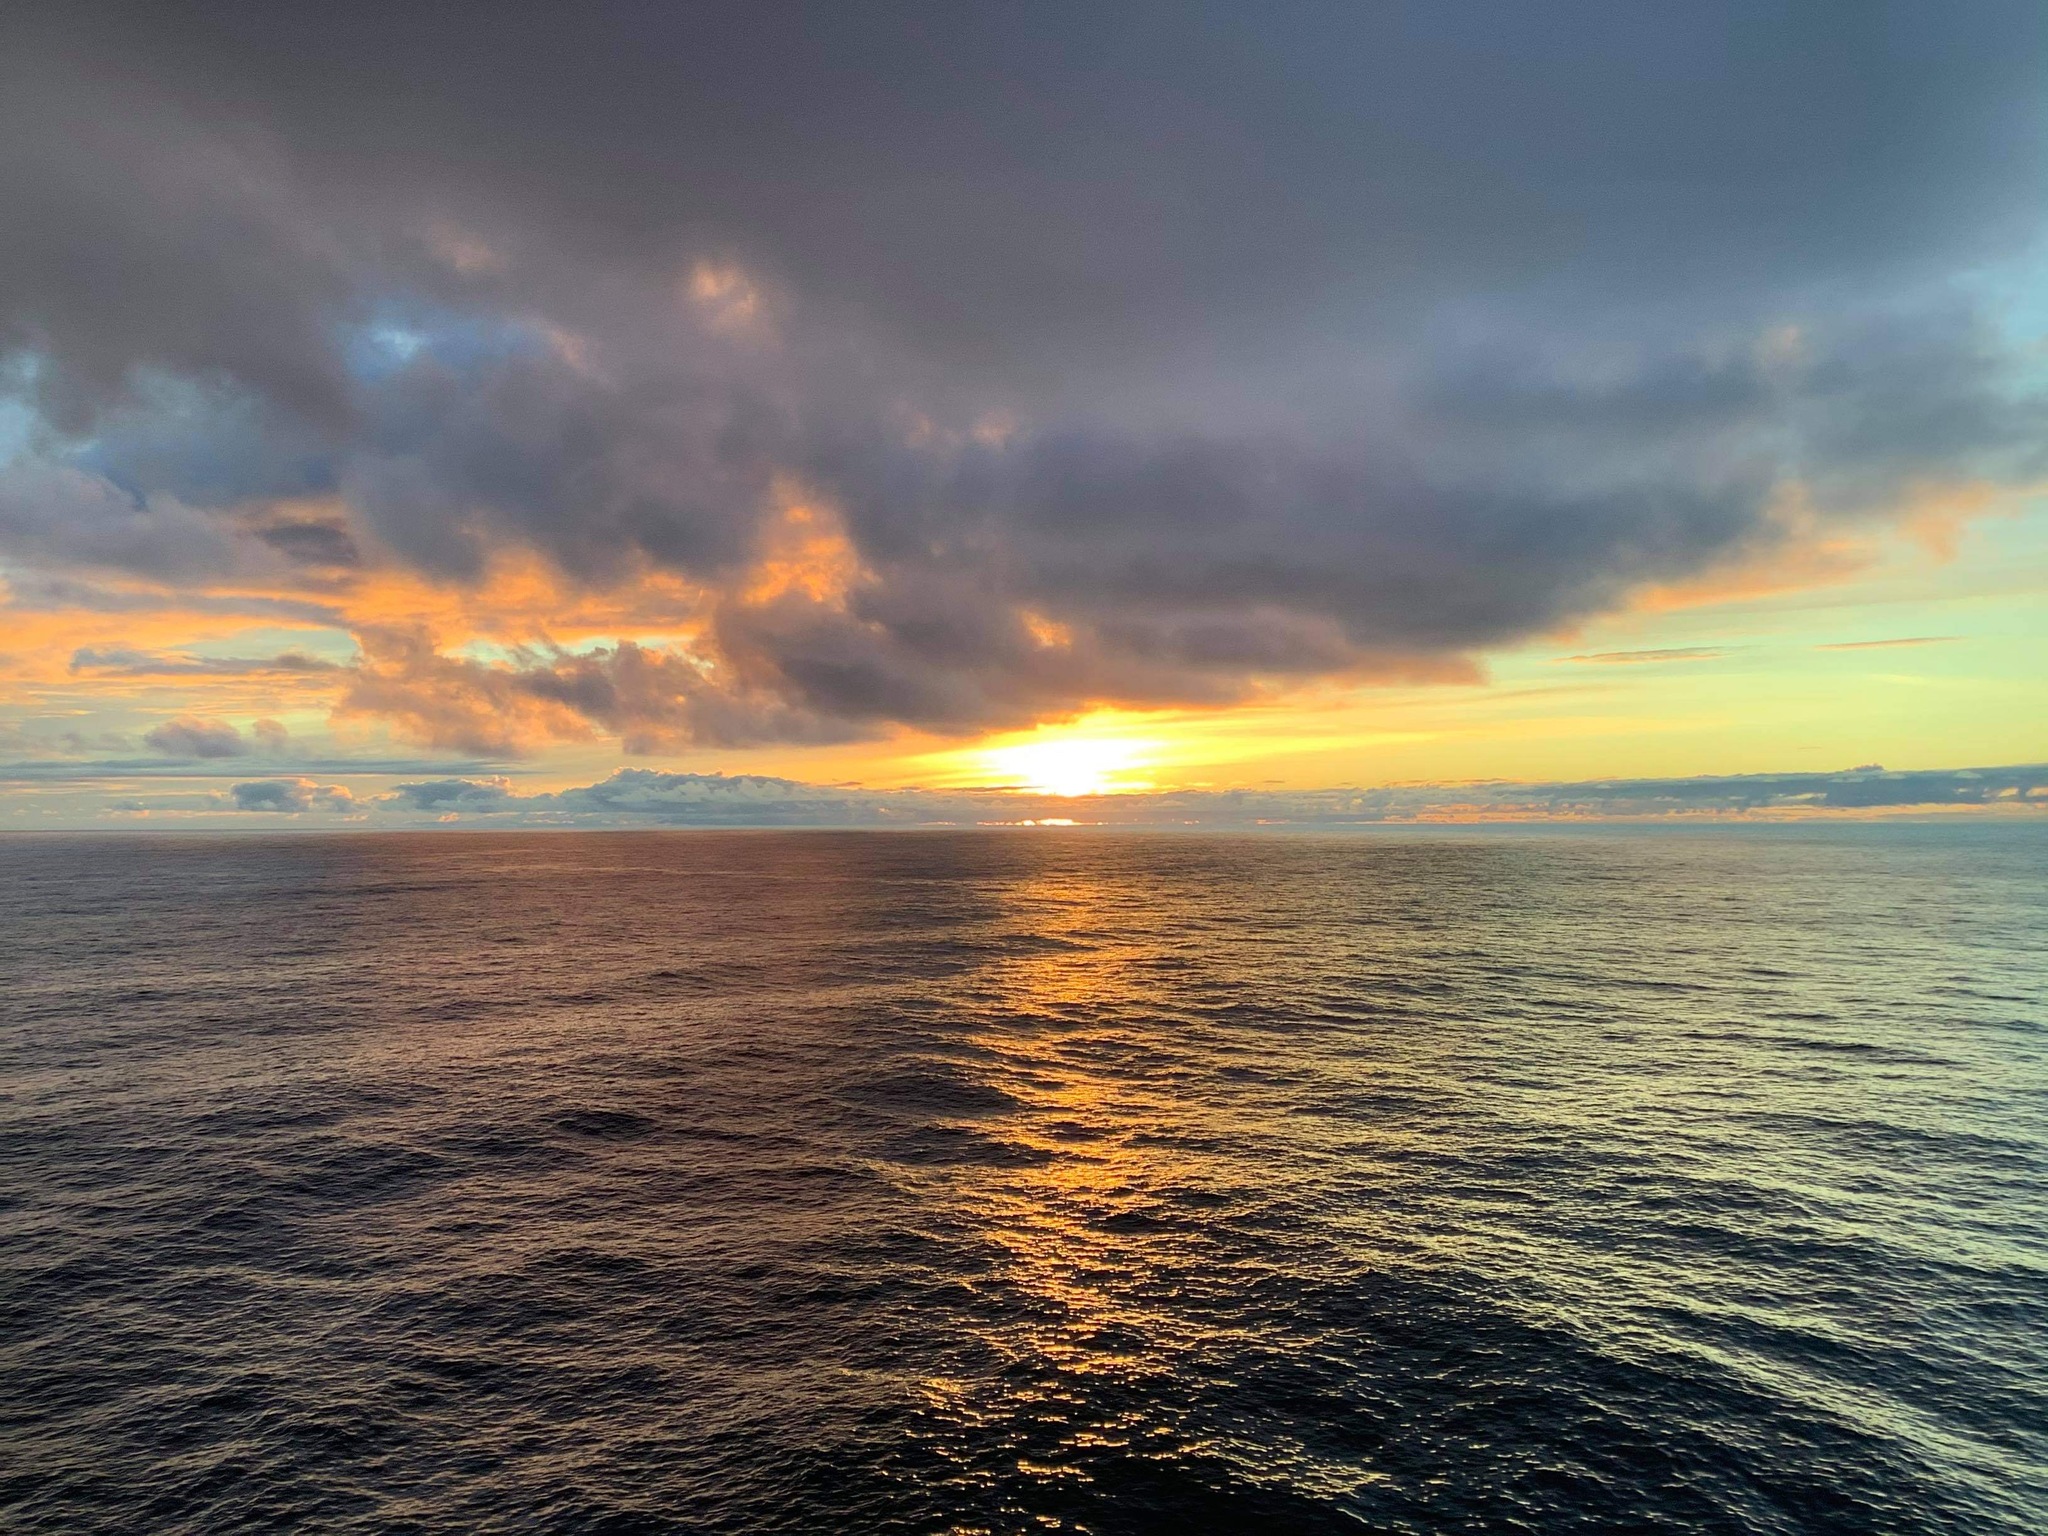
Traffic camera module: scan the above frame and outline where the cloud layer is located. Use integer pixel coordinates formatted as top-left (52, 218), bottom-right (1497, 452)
top-left (205, 762), bottom-right (2046, 828)
top-left (5, 3), bottom-right (2048, 755)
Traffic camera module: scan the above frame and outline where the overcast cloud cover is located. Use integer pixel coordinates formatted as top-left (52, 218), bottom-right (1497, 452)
top-left (4, 1), bottom-right (2048, 761)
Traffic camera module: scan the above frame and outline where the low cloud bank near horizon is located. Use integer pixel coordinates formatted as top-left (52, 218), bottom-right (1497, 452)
top-left (192, 762), bottom-right (2048, 829)
top-left (5, 4), bottom-right (2048, 757)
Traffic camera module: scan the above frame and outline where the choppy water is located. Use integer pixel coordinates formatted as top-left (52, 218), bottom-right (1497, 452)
top-left (3, 826), bottom-right (2045, 1534)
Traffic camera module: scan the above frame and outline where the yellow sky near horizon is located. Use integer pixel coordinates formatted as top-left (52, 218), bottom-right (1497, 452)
top-left (470, 492), bottom-right (2048, 795)
top-left (708, 492), bottom-right (2047, 791)
top-left (4, 484), bottom-right (2044, 807)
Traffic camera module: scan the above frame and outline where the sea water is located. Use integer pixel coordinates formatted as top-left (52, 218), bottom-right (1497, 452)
top-left (4, 825), bottom-right (2044, 1532)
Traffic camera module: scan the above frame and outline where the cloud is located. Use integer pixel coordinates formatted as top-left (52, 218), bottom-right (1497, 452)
top-left (4, 5), bottom-right (2048, 748)
top-left (71, 647), bottom-right (339, 677)
top-left (0, 571), bottom-right (346, 626)
top-left (1563, 648), bottom-right (1730, 666)
top-left (0, 724), bottom-right (130, 757)
top-left (143, 716), bottom-right (249, 758)
top-left (337, 626), bottom-right (860, 757)
top-left (0, 459), bottom-right (239, 580)
top-left (0, 755), bottom-right (507, 782)
top-left (381, 776), bottom-right (519, 814)
top-left (255, 519), bottom-right (359, 570)
top-left (228, 777), bottom-right (355, 813)
top-left (1814, 636), bottom-right (1961, 651)
top-left (349, 761), bottom-right (2048, 828)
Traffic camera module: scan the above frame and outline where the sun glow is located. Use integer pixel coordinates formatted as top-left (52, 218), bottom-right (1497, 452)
top-left (977, 729), bottom-right (1160, 796)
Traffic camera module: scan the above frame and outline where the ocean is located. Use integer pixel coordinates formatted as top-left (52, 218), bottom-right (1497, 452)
top-left (3, 825), bottom-right (2044, 1533)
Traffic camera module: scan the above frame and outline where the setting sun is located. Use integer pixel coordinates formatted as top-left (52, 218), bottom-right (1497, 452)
top-left (976, 730), bottom-right (1159, 796)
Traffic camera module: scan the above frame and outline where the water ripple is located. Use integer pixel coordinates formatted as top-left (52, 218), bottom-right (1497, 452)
top-left (2, 825), bottom-right (2044, 1533)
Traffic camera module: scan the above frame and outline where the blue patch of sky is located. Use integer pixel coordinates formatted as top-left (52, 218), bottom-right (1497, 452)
top-left (450, 637), bottom-right (631, 666)
top-left (188, 627), bottom-right (361, 665)
top-left (0, 351), bottom-right (48, 467)
top-left (1, 356), bottom-right (335, 509)
top-left (0, 395), bottom-right (34, 468)
top-left (67, 370), bottom-right (330, 506)
top-left (343, 302), bottom-right (558, 383)
top-left (1955, 242), bottom-right (2048, 391)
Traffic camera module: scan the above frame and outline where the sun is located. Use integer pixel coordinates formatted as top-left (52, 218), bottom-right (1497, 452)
top-left (979, 732), bottom-right (1158, 797)
top-left (899, 710), bottom-right (1176, 796)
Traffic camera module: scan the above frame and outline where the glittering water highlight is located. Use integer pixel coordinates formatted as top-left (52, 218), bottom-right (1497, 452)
top-left (4, 825), bottom-right (2044, 1533)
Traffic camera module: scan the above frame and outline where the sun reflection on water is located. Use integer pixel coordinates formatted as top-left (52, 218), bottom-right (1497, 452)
top-left (895, 850), bottom-right (1393, 1504)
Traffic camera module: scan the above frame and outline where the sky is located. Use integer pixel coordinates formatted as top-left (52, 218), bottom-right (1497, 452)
top-left (2, 1), bottom-right (2045, 828)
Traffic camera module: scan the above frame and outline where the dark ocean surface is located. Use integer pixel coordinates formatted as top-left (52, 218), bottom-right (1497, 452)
top-left (3, 825), bottom-right (2045, 1534)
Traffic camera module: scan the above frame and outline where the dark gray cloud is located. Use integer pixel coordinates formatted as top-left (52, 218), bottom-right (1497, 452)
top-left (19, 2), bottom-right (2040, 382)
top-left (4, 2), bottom-right (2047, 745)
top-left (357, 762), bottom-right (2048, 827)
top-left (143, 716), bottom-right (249, 759)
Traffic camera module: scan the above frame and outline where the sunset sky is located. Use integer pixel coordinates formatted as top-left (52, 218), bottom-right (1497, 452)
top-left (3, 2), bottom-right (2046, 826)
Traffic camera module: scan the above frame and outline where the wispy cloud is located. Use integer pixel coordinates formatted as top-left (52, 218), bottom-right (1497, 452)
top-left (0, 756), bottom-right (511, 782)
top-left (72, 647), bottom-right (340, 677)
top-left (1813, 636), bottom-right (1961, 651)
top-left (1560, 648), bottom-right (1730, 665)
